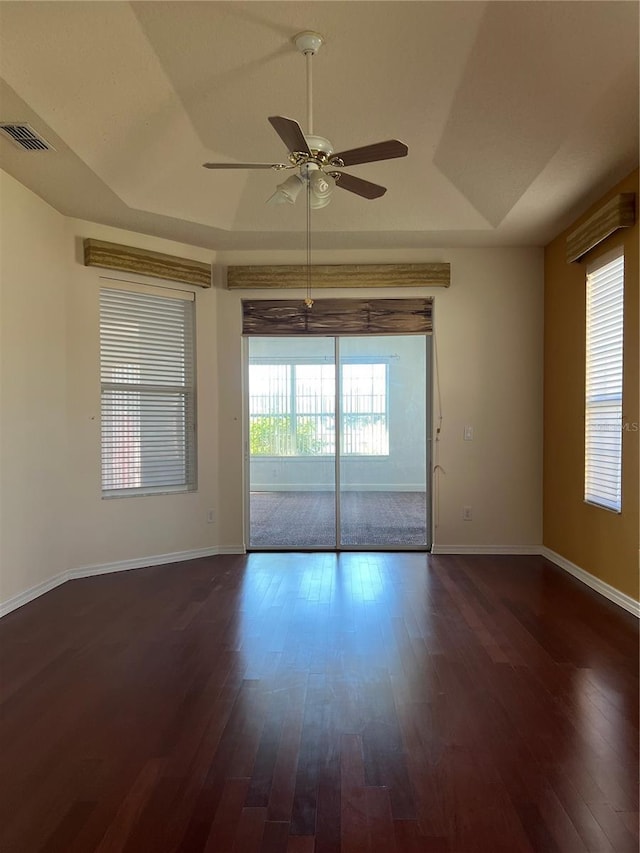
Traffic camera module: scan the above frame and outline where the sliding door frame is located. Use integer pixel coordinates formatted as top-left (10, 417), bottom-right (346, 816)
top-left (243, 333), bottom-right (432, 552)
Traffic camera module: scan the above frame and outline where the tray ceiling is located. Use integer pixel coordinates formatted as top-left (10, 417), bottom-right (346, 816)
top-left (0, 1), bottom-right (637, 250)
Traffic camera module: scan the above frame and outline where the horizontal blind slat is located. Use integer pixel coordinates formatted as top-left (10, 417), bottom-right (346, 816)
top-left (100, 287), bottom-right (196, 494)
top-left (584, 251), bottom-right (624, 513)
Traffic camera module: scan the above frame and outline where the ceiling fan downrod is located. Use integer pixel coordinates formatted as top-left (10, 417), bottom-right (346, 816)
top-left (294, 31), bottom-right (323, 137)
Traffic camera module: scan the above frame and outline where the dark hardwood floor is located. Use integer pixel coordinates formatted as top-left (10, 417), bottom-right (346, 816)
top-left (0, 553), bottom-right (638, 852)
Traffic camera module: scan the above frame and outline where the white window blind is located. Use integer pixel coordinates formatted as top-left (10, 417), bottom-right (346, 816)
top-left (585, 249), bottom-right (624, 512)
top-left (100, 286), bottom-right (196, 496)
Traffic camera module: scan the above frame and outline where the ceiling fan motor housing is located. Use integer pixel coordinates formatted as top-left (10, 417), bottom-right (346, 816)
top-left (305, 134), bottom-right (333, 158)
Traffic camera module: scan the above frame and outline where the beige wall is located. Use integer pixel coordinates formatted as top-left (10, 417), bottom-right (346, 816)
top-left (1, 171), bottom-right (221, 607)
top-left (0, 172), bottom-right (69, 602)
top-left (216, 246), bottom-right (544, 552)
top-left (63, 219), bottom-right (220, 571)
top-left (1, 166), bottom-right (544, 609)
top-left (544, 170), bottom-right (639, 601)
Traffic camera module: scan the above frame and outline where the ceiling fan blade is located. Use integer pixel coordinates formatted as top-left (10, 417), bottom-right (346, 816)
top-left (332, 172), bottom-right (387, 199)
top-left (330, 139), bottom-right (408, 167)
top-left (268, 116), bottom-right (311, 155)
top-left (203, 162), bottom-right (287, 170)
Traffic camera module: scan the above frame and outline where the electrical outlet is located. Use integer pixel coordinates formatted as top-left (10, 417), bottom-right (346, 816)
top-left (207, 508), bottom-right (215, 524)
top-left (462, 506), bottom-right (473, 521)
top-left (464, 425), bottom-right (473, 441)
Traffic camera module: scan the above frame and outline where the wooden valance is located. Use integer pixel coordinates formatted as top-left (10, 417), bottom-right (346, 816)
top-left (566, 193), bottom-right (635, 263)
top-left (84, 239), bottom-right (212, 287)
top-left (242, 298), bottom-right (433, 336)
top-left (228, 262), bottom-right (450, 289)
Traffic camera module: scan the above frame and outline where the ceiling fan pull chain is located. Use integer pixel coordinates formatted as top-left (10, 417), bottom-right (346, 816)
top-left (304, 181), bottom-right (314, 309)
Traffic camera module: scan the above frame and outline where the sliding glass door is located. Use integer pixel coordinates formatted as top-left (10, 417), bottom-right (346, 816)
top-left (338, 336), bottom-right (428, 547)
top-left (248, 337), bottom-right (336, 548)
top-left (246, 335), bottom-right (430, 550)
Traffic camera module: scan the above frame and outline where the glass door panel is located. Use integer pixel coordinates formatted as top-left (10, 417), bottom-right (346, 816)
top-left (248, 337), bottom-right (336, 549)
top-left (338, 336), bottom-right (429, 548)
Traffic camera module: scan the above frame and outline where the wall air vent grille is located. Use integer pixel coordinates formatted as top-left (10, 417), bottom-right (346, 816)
top-left (0, 123), bottom-right (54, 151)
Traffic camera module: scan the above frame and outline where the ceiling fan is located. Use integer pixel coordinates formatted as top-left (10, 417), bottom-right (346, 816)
top-left (202, 31), bottom-right (408, 208)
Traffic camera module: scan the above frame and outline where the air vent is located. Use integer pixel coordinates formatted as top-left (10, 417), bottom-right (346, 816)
top-left (0, 123), bottom-right (54, 151)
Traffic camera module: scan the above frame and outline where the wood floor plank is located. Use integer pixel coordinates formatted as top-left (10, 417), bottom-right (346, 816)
top-left (365, 786), bottom-right (397, 853)
top-left (286, 836), bottom-right (316, 853)
top-left (0, 552), bottom-right (636, 853)
top-left (39, 801), bottom-right (97, 853)
top-left (618, 811), bottom-right (639, 839)
top-left (259, 820), bottom-right (291, 853)
top-left (202, 777), bottom-right (250, 853)
top-left (93, 759), bottom-right (164, 853)
top-left (232, 806), bottom-right (267, 852)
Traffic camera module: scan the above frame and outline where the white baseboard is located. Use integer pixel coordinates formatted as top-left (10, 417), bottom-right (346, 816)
top-left (540, 546), bottom-right (640, 617)
top-left (3, 544), bottom-right (637, 620)
top-left (0, 571), bottom-right (69, 619)
top-left (431, 543), bottom-right (639, 616)
top-left (431, 544), bottom-right (541, 555)
top-left (0, 546), bottom-right (246, 618)
top-left (67, 546), bottom-right (222, 580)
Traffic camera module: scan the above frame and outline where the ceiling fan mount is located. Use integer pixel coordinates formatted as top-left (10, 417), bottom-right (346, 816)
top-left (294, 30), bottom-right (324, 56)
top-left (202, 31), bottom-right (408, 205)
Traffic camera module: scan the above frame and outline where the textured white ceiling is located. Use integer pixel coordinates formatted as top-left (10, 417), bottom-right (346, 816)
top-left (0, 1), bottom-right (637, 249)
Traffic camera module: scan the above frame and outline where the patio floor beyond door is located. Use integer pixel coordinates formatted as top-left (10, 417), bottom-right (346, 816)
top-left (250, 490), bottom-right (428, 549)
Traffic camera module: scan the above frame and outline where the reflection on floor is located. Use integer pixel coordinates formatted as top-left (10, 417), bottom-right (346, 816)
top-left (3, 552), bottom-right (637, 851)
top-left (249, 490), bottom-right (427, 548)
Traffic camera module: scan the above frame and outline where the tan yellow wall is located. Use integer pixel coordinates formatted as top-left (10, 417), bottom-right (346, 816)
top-left (544, 170), bottom-right (639, 601)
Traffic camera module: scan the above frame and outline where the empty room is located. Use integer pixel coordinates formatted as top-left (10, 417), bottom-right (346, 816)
top-left (0, 2), bottom-right (638, 852)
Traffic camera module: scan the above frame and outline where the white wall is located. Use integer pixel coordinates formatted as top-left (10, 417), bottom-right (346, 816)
top-left (1, 169), bottom-right (543, 611)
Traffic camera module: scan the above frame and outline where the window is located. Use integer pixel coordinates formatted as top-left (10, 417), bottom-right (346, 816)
top-left (584, 249), bottom-right (624, 512)
top-left (100, 286), bottom-right (196, 496)
top-left (249, 360), bottom-right (389, 456)
top-left (341, 362), bottom-right (388, 454)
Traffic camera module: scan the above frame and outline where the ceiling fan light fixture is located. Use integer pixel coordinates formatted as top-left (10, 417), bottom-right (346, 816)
top-left (266, 173), bottom-right (304, 205)
top-left (309, 169), bottom-right (335, 208)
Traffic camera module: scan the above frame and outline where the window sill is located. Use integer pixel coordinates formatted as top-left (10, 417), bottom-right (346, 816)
top-left (102, 486), bottom-right (196, 499)
top-left (584, 499), bottom-right (621, 515)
